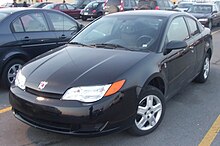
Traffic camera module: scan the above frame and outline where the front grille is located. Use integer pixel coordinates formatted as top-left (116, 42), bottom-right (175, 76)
top-left (26, 87), bottom-right (62, 99)
top-left (15, 109), bottom-right (80, 132)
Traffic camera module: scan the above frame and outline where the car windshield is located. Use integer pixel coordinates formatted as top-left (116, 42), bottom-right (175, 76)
top-left (178, 3), bottom-right (193, 8)
top-left (70, 15), bottom-right (166, 52)
top-left (188, 5), bottom-right (212, 13)
top-left (0, 12), bottom-right (9, 22)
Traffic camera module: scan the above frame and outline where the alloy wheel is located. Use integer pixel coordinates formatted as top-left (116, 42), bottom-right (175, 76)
top-left (7, 64), bottom-right (22, 84)
top-left (135, 95), bottom-right (162, 131)
top-left (203, 57), bottom-right (210, 79)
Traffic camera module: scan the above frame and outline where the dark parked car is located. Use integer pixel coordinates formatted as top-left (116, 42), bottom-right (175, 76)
top-left (0, 8), bottom-right (83, 88)
top-left (10, 10), bottom-right (212, 136)
top-left (104, 0), bottom-right (137, 14)
top-left (43, 3), bottom-right (81, 19)
top-left (137, 0), bottom-right (176, 10)
top-left (80, 1), bottom-right (105, 21)
top-left (30, 2), bottom-right (53, 8)
top-left (188, 3), bottom-right (220, 29)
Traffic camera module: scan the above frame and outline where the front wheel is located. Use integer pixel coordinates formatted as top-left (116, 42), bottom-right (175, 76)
top-left (82, 16), bottom-right (87, 21)
top-left (1, 59), bottom-right (24, 88)
top-left (194, 54), bottom-right (210, 83)
top-left (128, 86), bottom-right (165, 136)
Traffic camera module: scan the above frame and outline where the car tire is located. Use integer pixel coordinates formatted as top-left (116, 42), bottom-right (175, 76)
top-left (97, 12), bottom-right (103, 17)
top-left (194, 54), bottom-right (210, 83)
top-left (82, 16), bottom-right (87, 21)
top-left (128, 85), bottom-right (165, 136)
top-left (1, 59), bottom-right (24, 89)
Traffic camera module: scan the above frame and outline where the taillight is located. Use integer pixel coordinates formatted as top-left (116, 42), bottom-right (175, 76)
top-left (155, 6), bottom-right (160, 10)
top-left (120, 0), bottom-right (124, 11)
top-left (92, 10), bottom-right (96, 13)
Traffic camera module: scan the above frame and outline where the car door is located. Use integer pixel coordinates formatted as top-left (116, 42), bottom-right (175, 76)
top-left (163, 16), bottom-right (196, 96)
top-left (45, 11), bottom-right (80, 46)
top-left (185, 16), bottom-right (205, 75)
top-left (12, 12), bottom-right (57, 58)
top-left (66, 4), bottom-right (80, 18)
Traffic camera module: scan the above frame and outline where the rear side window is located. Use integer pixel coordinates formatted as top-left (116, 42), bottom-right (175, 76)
top-left (185, 17), bottom-right (199, 36)
top-left (17, 13), bottom-right (49, 32)
top-left (47, 12), bottom-right (78, 31)
top-left (12, 18), bottom-right (24, 32)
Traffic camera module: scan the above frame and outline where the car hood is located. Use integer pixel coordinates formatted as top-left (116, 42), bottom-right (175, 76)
top-left (22, 45), bottom-right (148, 94)
top-left (190, 13), bottom-right (211, 19)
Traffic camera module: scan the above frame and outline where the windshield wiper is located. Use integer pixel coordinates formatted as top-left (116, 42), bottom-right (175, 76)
top-left (69, 42), bottom-right (90, 47)
top-left (91, 43), bottom-right (133, 51)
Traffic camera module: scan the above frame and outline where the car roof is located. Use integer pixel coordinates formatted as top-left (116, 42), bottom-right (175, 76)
top-left (0, 7), bottom-right (44, 13)
top-left (193, 3), bottom-right (214, 6)
top-left (107, 10), bottom-right (186, 17)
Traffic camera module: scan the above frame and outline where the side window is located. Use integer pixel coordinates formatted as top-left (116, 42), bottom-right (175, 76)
top-left (20, 13), bottom-right (49, 32)
top-left (185, 17), bottom-right (200, 36)
top-left (12, 18), bottom-right (24, 32)
top-left (66, 4), bottom-right (75, 10)
top-left (47, 12), bottom-right (78, 31)
top-left (92, 2), bottom-right (99, 8)
top-left (124, 0), bottom-right (129, 7)
top-left (167, 17), bottom-right (189, 42)
top-left (59, 4), bottom-right (67, 10)
top-left (130, 0), bottom-right (137, 7)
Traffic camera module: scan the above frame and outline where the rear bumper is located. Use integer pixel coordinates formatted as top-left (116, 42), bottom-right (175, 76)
top-left (9, 85), bottom-right (138, 136)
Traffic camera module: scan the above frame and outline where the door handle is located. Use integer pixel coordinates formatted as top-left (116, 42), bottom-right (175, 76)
top-left (59, 34), bottom-right (66, 39)
top-left (22, 36), bottom-right (30, 41)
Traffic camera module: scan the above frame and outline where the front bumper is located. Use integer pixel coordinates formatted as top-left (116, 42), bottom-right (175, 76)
top-left (9, 86), bottom-right (138, 136)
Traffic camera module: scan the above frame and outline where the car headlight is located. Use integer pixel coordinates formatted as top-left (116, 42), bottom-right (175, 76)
top-left (198, 18), bottom-right (208, 22)
top-left (15, 70), bottom-right (26, 90)
top-left (62, 80), bottom-right (125, 102)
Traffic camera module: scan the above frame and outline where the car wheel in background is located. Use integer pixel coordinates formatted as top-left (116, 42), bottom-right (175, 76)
top-left (1, 59), bottom-right (24, 88)
top-left (128, 85), bottom-right (165, 136)
top-left (194, 54), bottom-right (210, 83)
top-left (82, 16), bottom-right (87, 21)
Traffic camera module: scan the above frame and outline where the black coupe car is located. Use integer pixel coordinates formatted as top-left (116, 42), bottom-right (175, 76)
top-left (0, 8), bottom-right (83, 88)
top-left (9, 10), bottom-right (212, 136)
top-left (80, 1), bottom-right (104, 21)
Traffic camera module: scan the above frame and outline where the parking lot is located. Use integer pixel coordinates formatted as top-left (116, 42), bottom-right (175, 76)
top-left (0, 20), bottom-right (220, 146)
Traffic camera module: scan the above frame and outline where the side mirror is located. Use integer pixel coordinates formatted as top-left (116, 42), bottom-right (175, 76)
top-left (212, 10), bottom-right (218, 14)
top-left (166, 40), bottom-right (187, 50)
top-left (164, 40), bottom-right (187, 54)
